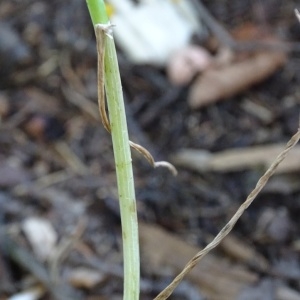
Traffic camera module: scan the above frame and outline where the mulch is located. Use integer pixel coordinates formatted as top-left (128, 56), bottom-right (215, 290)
top-left (1, 0), bottom-right (300, 299)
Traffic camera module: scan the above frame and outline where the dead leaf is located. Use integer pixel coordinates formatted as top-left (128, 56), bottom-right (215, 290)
top-left (188, 51), bottom-right (286, 108)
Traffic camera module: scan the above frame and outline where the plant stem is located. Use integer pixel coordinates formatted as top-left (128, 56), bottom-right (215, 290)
top-left (86, 1), bottom-right (140, 299)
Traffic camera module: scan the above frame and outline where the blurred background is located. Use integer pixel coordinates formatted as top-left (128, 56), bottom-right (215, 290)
top-left (1, 0), bottom-right (300, 299)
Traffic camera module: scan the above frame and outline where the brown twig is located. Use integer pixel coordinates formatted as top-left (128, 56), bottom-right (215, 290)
top-left (154, 128), bottom-right (300, 300)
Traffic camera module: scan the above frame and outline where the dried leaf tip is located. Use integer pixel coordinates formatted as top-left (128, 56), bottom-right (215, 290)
top-left (154, 161), bottom-right (178, 176)
top-left (295, 9), bottom-right (300, 22)
top-left (129, 141), bottom-right (177, 176)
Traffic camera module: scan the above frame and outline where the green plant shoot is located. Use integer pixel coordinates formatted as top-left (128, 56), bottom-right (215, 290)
top-left (86, 1), bottom-right (140, 299)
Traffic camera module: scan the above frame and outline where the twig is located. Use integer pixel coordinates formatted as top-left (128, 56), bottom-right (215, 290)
top-left (154, 128), bottom-right (300, 300)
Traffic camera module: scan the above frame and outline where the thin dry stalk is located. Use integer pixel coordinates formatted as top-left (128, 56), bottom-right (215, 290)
top-left (154, 128), bottom-right (300, 300)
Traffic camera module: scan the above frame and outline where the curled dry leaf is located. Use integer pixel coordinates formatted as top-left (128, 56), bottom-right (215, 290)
top-left (188, 50), bottom-right (287, 108)
top-left (167, 45), bottom-right (212, 86)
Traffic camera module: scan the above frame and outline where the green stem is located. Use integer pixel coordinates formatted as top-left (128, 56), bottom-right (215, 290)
top-left (86, 1), bottom-right (140, 300)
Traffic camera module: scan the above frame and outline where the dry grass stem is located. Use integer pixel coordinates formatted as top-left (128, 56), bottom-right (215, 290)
top-left (154, 128), bottom-right (300, 300)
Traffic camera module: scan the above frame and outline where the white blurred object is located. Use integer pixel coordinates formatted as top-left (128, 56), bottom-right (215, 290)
top-left (8, 286), bottom-right (45, 300)
top-left (22, 217), bottom-right (57, 262)
top-left (107, 0), bottom-right (203, 65)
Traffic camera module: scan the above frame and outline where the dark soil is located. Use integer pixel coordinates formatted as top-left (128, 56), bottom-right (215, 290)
top-left (1, 0), bottom-right (300, 299)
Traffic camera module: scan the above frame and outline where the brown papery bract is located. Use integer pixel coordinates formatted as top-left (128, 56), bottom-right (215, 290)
top-left (188, 50), bottom-right (286, 109)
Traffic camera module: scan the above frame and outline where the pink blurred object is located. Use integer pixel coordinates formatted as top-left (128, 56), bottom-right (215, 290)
top-left (167, 46), bottom-right (212, 86)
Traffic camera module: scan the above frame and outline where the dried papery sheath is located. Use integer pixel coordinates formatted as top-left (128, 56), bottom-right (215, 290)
top-left (95, 24), bottom-right (111, 132)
